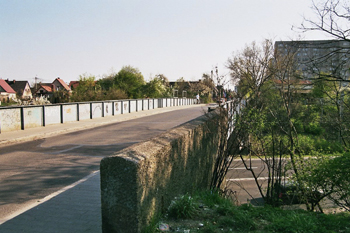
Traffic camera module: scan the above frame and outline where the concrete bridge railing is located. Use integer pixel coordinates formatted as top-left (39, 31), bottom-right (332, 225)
top-left (100, 112), bottom-right (220, 233)
top-left (0, 98), bottom-right (195, 134)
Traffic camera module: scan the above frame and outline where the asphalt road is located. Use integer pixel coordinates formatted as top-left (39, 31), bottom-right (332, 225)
top-left (226, 158), bottom-right (280, 205)
top-left (0, 106), bottom-right (206, 221)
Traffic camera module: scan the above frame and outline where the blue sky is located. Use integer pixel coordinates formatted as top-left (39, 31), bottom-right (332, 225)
top-left (0, 0), bottom-right (330, 85)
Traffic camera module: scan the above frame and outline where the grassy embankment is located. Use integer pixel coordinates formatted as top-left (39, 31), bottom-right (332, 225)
top-left (145, 191), bottom-right (350, 233)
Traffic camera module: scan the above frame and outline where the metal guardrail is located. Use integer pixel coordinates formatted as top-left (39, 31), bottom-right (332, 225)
top-left (207, 100), bottom-right (241, 138)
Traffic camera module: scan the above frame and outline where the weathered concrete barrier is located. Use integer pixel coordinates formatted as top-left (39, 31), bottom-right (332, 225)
top-left (100, 113), bottom-right (220, 233)
top-left (0, 98), bottom-right (194, 133)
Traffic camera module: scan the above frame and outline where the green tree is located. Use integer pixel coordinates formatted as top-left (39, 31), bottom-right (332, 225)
top-left (297, 152), bottom-right (350, 212)
top-left (223, 40), bottom-right (288, 205)
top-left (224, 39), bottom-right (330, 208)
top-left (311, 74), bottom-right (350, 148)
top-left (98, 75), bottom-right (115, 92)
top-left (143, 74), bottom-right (171, 98)
top-left (188, 75), bottom-right (215, 103)
top-left (113, 66), bottom-right (145, 99)
top-left (70, 74), bottom-right (99, 102)
top-left (52, 89), bottom-right (70, 103)
top-left (103, 88), bottom-right (128, 100)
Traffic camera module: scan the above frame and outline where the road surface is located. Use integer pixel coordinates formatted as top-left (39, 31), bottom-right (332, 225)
top-left (0, 106), bottom-right (206, 222)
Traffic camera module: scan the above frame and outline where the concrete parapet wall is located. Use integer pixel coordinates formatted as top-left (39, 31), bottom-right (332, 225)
top-left (104, 102), bottom-right (113, 117)
top-left (62, 104), bottom-right (77, 123)
top-left (91, 103), bottom-right (103, 118)
top-left (78, 103), bottom-right (90, 120)
top-left (0, 108), bottom-right (21, 131)
top-left (121, 101), bottom-right (129, 114)
top-left (100, 113), bottom-right (219, 233)
top-left (44, 105), bottom-right (61, 125)
top-left (130, 100), bottom-right (137, 113)
top-left (114, 102), bottom-right (122, 115)
top-left (0, 98), bottom-right (194, 133)
top-left (23, 107), bottom-right (42, 129)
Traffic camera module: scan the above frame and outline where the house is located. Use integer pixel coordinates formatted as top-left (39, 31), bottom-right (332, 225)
top-left (34, 77), bottom-right (71, 99)
top-left (69, 81), bottom-right (80, 90)
top-left (35, 83), bottom-right (54, 99)
top-left (33, 77), bottom-right (72, 103)
top-left (68, 80), bottom-right (98, 91)
top-left (169, 80), bottom-right (203, 97)
top-left (52, 77), bottom-right (71, 93)
top-left (6, 80), bottom-right (32, 100)
top-left (0, 79), bottom-right (17, 102)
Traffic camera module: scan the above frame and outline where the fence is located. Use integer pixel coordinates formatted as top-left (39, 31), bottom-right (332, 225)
top-left (0, 98), bottom-right (195, 134)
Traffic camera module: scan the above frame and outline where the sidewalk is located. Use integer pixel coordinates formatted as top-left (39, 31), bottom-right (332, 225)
top-left (0, 104), bottom-right (206, 233)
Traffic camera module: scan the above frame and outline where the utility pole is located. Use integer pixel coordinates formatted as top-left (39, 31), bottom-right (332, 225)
top-left (35, 76), bottom-right (38, 91)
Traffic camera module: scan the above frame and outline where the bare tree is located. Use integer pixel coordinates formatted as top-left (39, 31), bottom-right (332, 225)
top-left (296, 0), bottom-right (350, 83)
top-left (299, 0), bottom-right (350, 41)
top-left (223, 40), bottom-right (329, 209)
top-left (227, 40), bottom-right (274, 98)
top-left (224, 40), bottom-right (294, 206)
top-left (209, 100), bottom-right (245, 192)
top-left (296, 0), bottom-right (350, 148)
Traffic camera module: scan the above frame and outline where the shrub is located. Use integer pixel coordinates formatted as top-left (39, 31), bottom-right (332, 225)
top-left (293, 119), bottom-right (304, 133)
top-left (167, 194), bottom-right (196, 219)
top-left (304, 121), bottom-right (325, 135)
top-left (198, 190), bottom-right (232, 208)
top-left (323, 152), bottom-right (350, 211)
top-left (314, 138), bottom-right (343, 154)
top-left (297, 135), bottom-right (316, 154)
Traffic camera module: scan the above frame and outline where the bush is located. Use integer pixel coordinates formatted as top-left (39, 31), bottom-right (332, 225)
top-left (167, 194), bottom-right (196, 219)
top-left (146, 190), bottom-right (350, 232)
top-left (314, 138), bottom-right (343, 154)
top-left (297, 135), bottom-right (316, 154)
top-left (323, 152), bottom-right (350, 211)
top-left (201, 94), bottom-right (213, 104)
top-left (295, 135), bottom-right (343, 155)
top-left (293, 119), bottom-right (304, 133)
top-left (304, 121), bottom-right (325, 135)
top-left (198, 190), bottom-right (231, 208)
top-left (298, 153), bottom-right (350, 212)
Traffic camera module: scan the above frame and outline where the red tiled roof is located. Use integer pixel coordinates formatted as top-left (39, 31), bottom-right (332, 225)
top-left (0, 79), bottom-right (16, 93)
top-left (55, 78), bottom-right (71, 91)
top-left (69, 81), bottom-right (80, 89)
top-left (38, 84), bottom-right (53, 92)
top-left (69, 80), bottom-right (97, 89)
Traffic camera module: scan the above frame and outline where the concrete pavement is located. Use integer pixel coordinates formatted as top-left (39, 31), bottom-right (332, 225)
top-left (0, 104), bottom-right (206, 233)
